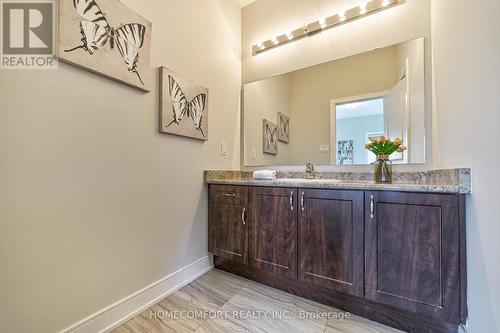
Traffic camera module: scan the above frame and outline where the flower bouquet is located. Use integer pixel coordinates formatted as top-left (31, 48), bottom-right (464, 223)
top-left (365, 136), bottom-right (407, 183)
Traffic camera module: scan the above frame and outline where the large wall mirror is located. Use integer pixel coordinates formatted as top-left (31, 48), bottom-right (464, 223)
top-left (243, 37), bottom-right (426, 166)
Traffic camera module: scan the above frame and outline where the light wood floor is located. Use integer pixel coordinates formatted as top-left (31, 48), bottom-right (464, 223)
top-left (112, 269), bottom-right (404, 333)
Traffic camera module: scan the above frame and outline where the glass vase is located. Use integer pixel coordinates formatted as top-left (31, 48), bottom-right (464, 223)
top-left (374, 155), bottom-right (392, 183)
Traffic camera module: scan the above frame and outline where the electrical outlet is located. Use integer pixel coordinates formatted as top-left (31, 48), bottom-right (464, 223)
top-left (251, 148), bottom-right (257, 159)
top-left (319, 144), bottom-right (330, 153)
top-left (221, 142), bottom-right (228, 156)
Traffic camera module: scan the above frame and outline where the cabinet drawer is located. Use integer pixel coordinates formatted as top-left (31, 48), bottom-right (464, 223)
top-left (211, 185), bottom-right (248, 205)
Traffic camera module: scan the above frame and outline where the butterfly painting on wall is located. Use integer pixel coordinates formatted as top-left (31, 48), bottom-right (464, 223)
top-left (160, 67), bottom-right (209, 141)
top-left (278, 112), bottom-right (290, 143)
top-left (59, 0), bottom-right (152, 91)
top-left (263, 119), bottom-right (278, 155)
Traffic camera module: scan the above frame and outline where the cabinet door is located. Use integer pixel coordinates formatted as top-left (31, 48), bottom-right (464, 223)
top-left (209, 185), bottom-right (248, 264)
top-left (249, 187), bottom-right (297, 279)
top-left (298, 189), bottom-right (364, 297)
top-left (365, 191), bottom-right (461, 323)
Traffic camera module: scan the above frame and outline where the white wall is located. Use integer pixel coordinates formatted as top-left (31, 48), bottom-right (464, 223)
top-left (431, 0), bottom-right (500, 331)
top-left (395, 39), bottom-right (426, 163)
top-left (337, 115), bottom-right (385, 165)
top-left (0, 1), bottom-right (241, 332)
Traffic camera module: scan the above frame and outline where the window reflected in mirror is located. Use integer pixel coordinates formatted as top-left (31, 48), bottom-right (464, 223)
top-left (334, 98), bottom-right (384, 165)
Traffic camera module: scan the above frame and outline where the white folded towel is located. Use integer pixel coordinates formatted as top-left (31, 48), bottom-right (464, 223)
top-left (253, 170), bottom-right (277, 180)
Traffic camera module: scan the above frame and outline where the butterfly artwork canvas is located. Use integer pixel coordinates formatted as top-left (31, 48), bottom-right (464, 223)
top-left (58, 0), bottom-right (152, 91)
top-left (160, 67), bottom-right (209, 141)
top-left (263, 119), bottom-right (278, 155)
top-left (278, 112), bottom-right (290, 143)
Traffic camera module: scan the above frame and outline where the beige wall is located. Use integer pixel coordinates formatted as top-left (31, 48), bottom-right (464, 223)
top-left (0, 1), bottom-right (241, 332)
top-left (289, 47), bottom-right (398, 165)
top-left (432, 0), bottom-right (500, 331)
top-left (242, 0), bottom-right (432, 169)
top-left (243, 74), bottom-right (292, 166)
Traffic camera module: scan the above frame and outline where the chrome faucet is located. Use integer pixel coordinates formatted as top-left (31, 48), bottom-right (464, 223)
top-left (305, 163), bottom-right (315, 179)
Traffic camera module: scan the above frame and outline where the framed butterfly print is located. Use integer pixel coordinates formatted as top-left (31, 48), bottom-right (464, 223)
top-left (278, 112), bottom-right (289, 143)
top-left (160, 67), bottom-right (209, 141)
top-left (263, 119), bottom-right (278, 155)
top-left (58, 0), bottom-right (153, 92)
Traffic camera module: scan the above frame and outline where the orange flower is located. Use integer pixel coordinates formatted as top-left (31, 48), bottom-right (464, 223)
top-left (393, 138), bottom-right (402, 146)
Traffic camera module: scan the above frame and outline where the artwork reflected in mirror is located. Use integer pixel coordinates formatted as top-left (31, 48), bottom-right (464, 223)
top-left (263, 120), bottom-right (278, 155)
top-left (278, 112), bottom-right (290, 143)
top-left (337, 140), bottom-right (354, 165)
top-left (243, 37), bottom-right (426, 166)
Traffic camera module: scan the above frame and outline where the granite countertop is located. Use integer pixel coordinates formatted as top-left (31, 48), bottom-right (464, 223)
top-left (204, 169), bottom-right (472, 194)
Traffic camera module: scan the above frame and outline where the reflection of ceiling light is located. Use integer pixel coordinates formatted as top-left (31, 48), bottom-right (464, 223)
top-left (360, 2), bottom-right (367, 14)
top-left (336, 98), bottom-right (385, 120)
top-left (338, 10), bottom-right (346, 21)
top-left (318, 18), bottom-right (327, 28)
top-left (343, 102), bottom-right (360, 109)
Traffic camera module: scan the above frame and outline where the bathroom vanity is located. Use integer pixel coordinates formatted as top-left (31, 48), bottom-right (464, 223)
top-left (219, 30), bottom-right (471, 332)
top-left (206, 170), bottom-right (470, 333)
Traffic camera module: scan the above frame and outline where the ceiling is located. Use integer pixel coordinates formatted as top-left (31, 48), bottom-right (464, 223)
top-left (235, 0), bottom-right (256, 8)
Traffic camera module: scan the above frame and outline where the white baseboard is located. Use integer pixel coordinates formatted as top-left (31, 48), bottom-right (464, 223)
top-left (59, 256), bottom-right (213, 333)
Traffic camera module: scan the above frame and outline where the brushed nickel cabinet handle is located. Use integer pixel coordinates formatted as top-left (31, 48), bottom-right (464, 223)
top-left (290, 191), bottom-right (294, 211)
top-left (241, 208), bottom-right (246, 225)
top-left (370, 195), bottom-right (375, 219)
top-left (301, 192), bottom-right (305, 211)
top-left (222, 193), bottom-right (236, 197)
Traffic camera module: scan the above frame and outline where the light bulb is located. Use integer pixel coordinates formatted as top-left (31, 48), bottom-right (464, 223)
top-left (271, 37), bottom-right (279, 45)
top-left (338, 10), bottom-right (346, 21)
top-left (287, 32), bottom-right (294, 40)
top-left (318, 17), bottom-right (327, 28)
top-left (360, 2), bottom-right (367, 14)
top-left (257, 41), bottom-right (264, 50)
top-left (382, 0), bottom-right (390, 7)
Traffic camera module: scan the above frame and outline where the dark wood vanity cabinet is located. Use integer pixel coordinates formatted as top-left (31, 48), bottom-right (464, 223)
top-left (248, 187), bottom-right (298, 279)
top-left (365, 191), bottom-right (464, 324)
top-left (298, 189), bottom-right (364, 297)
top-left (208, 185), bottom-right (248, 264)
top-left (209, 184), bottom-right (466, 333)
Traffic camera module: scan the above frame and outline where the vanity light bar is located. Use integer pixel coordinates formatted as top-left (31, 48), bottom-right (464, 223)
top-left (252, 0), bottom-right (405, 56)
